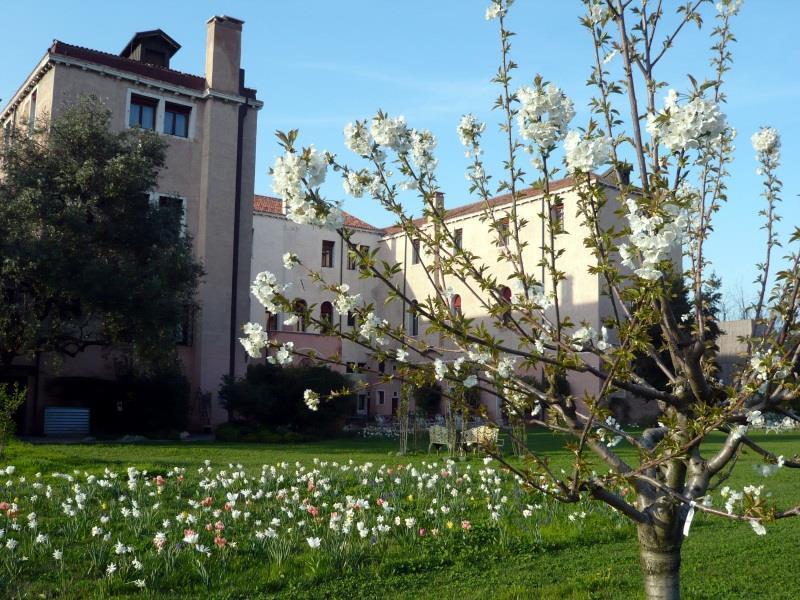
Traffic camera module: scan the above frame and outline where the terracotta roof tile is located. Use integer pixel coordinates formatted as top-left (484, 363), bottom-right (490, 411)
top-left (253, 195), bottom-right (381, 232)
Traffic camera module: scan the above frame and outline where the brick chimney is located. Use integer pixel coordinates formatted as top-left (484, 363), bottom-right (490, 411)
top-left (205, 16), bottom-right (244, 93)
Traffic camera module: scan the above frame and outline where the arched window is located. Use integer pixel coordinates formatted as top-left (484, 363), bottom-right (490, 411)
top-left (293, 299), bottom-right (308, 333)
top-left (499, 286), bottom-right (512, 325)
top-left (452, 294), bottom-right (462, 316)
top-left (320, 301), bottom-right (333, 327)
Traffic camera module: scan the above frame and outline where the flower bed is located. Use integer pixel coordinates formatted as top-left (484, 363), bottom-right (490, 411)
top-left (0, 457), bottom-right (624, 595)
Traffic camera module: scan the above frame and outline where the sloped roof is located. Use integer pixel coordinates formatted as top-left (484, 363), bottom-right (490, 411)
top-left (48, 40), bottom-right (258, 98)
top-left (253, 195), bottom-right (382, 232)
top-left (381, 173), bottom-right (608, 235)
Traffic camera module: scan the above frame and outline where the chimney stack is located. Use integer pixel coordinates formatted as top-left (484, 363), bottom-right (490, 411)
top-left (205, 16), bottom-right (244, 93)
top-left (434, 191), bottom-right (445, 212)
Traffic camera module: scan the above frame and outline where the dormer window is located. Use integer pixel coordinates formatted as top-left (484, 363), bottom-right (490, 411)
top-left (129, 94), bottom-right (157, 130)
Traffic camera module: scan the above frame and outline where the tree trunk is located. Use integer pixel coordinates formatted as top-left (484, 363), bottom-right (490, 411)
top-left (637, 524), bottom-right (682, 600)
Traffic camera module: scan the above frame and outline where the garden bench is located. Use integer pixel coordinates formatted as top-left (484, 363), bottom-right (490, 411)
top-left (462, 425), bottom-right (504, 455)
top-left (427, 425), bottom-right (452, 454)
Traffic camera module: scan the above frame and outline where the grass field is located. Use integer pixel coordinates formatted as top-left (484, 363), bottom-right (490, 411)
top-left (2, 431), bottom-right (799, 599)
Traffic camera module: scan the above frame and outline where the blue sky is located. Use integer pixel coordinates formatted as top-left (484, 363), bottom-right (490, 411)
top-left (2, 1), bottom-right (799, 310)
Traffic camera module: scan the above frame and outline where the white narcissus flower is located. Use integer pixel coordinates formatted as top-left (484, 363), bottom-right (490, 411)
top-left (306, 536), bottom-right (321, 549)
top-left (52, 549), bottom-right (63, 560)
top-left (303, 390), bottom-right (321, 412)
top-left (564, 131), bottom-right (611, 172)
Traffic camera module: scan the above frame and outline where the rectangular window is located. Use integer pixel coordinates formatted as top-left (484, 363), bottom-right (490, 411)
top-left (410, 303), bottom-right (419, 336)
top-left (158, 195), bottom-right (185, 236)
top-left (411, 239), bottom-right (421, 265)
top-left (164, 102), bottom-right (191, 138)
top-left (347, 249), bottom-right (357, 270)
top-left (129, 94), bottom-right (158, 130)
top-left (550, 202), bottom-right (565, 232)
top-left (175, 305), bottom-right (193, 346)
top-left (498, 217), bottom-right (510, 245)
top-left (27, 90), bottom-right (37, 133)
top-left (2, 120), bottom-right (13, 152)
top-left (322, 240), bottom-right (335, 268)
top-left (454, 228), bottom-right (463, 250)
top-left (357, 394), bottom-right (367, 413)
top-left (347, 311), bottom-right (356, 327)
top-left (378, 361), bottom-right (386, 374)
top-left (265, 310), bottom-right (278, 331)
top-left (377, 390), bottom-right (385, 406)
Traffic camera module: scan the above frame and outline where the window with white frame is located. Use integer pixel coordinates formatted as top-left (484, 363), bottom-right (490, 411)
top-left (129, 94), bottom-right (158, 130)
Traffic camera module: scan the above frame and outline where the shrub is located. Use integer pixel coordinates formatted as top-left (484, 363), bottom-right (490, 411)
top-left (219, 364), bottom-right (355, 435)
top-left (0, 383), bottom-right (26, 458)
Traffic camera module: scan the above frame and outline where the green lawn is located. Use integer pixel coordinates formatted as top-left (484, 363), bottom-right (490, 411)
top-left (2, 432), bottom-right (799, 599)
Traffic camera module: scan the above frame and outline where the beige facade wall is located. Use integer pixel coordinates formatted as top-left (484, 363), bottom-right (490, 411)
top-left (2, 19), bottom-right (260, 432)
top-left (250, 210), bottom-right (403, 416)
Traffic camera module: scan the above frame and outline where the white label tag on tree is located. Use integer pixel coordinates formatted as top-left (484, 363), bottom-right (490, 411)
top-left (683, 503), bottom-right (696, 537)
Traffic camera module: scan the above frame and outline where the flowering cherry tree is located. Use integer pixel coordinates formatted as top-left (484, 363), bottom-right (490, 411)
top-left (241, 1), bottom-right (800, 597)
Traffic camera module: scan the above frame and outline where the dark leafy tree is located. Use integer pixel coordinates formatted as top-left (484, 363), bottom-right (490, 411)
top-left (0, 96), bottom-right (202, 369)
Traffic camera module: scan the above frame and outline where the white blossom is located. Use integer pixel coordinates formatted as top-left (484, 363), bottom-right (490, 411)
top-left (370, 114), bottom-right (411, 153)
top-left (587, 1), bottom-right (608, 23)
top-left (646, 90), bottom-right (726, 153)
top-left (410, 129), bottom-right (437, 175)
top-left (619, 198), bottom-right (686, 281)
top-left (250, 270), bottom-right (290, 313)
top-left (716, 0), bottom-right (743, 17)
top-left (485, 1), bottom-right (506, 21)
top-left (457, 114), bottom-right (486, 154)
top-left (463, 375), bottom-right (478, 388)
top-left (395, 348), bottom-right (408, 362)
top-left (749, 520), bottom-right (767, 536)
top-left (517, 83), bottom-right (575, 152)
top-left (751, 127), bottom-right (780, 160)
top-left (239, 322), bottom-right (269, 359)
top-left (282, 252), bottom-right (299, 270)
top-left (434, 359), bottom-right (446, 382)
top-left (344, 121), bottom-right (372, 156)
top-left (358, 312), bottom-right (389, 345)
top-left (267, 342), bottom-right (294, 366)
top-left (303, 390), bottom-right (320, 412)
top-left (564, 131), bottom-right (611, 172)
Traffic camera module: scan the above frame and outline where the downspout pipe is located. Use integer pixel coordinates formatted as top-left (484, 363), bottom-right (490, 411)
top-left (228, 67), bottom-right (248, 421)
